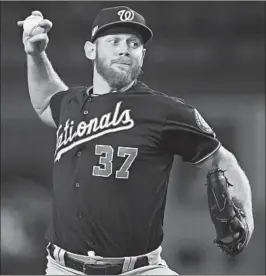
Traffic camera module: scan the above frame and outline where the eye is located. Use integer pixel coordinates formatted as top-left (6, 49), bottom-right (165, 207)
top-left (108, 38), bottom-right (119, 45)
top-left (129, 40), bottom-right (141, 49)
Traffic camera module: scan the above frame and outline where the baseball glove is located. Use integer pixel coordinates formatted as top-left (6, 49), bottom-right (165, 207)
top-left (206, 168), bottom-right (249, 257)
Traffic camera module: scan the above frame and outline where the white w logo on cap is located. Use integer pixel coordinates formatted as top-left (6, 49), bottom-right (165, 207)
top-left (118, 9), bottom-right (134, 21)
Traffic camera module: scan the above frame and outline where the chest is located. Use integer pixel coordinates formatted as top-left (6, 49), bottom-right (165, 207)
top-left (55, 97), bottom-right (165, 162)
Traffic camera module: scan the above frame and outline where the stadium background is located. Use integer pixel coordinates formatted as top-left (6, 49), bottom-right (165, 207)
top-left (1, 1), bottom-right (265, 275)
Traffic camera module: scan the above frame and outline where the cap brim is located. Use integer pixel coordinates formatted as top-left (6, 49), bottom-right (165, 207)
top-left (92, 21), bottom-right (153, 44)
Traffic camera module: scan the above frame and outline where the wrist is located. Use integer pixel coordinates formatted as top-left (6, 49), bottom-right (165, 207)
top-left (26, 50), bottom-right (46, 57)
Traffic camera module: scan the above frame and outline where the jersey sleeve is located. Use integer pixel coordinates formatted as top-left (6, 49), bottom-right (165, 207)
top-left (162, 98), bottom-right (221, 164)
top-left (49, 90), bottom-right (69, 127)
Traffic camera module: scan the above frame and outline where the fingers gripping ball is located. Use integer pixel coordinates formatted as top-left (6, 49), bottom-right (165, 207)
top-left (23, 15), bottom-right (45, 36)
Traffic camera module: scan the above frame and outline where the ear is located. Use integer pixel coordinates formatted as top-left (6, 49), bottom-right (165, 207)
top-left (84, 41), bottom-right (96, 60)
top-left (140, 48), bottom-right (146, 66)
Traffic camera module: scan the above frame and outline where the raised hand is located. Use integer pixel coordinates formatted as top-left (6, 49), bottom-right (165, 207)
top-left (17, 11), bottom-right (53, 55)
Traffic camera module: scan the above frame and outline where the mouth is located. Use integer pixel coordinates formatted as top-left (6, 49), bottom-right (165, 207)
top-left (116, 63), bottom-right (130, 67)
top-left (112, 63), bottom-right (131, 70)
top-left (112, 60), bottom-right (132, 66)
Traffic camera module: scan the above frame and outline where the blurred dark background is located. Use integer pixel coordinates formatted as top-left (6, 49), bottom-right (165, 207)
top-left (1, 1), bottom-right (265, 275)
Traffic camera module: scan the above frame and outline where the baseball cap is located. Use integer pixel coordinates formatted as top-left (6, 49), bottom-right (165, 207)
top-left (91, 6), bottom-right (153, 44)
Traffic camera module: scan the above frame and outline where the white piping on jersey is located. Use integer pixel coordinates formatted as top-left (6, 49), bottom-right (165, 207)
top-left (54, 101), bottom-right (134, 162)
top-left (191, 142), bottom-right (221, 165)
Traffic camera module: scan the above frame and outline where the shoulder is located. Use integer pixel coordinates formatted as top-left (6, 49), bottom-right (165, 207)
top-left (67, 85), bottom-right (89, 97)
top-left (142, 84), bottom-right (215, 135)
top-left (136, 81), bottom-right (186, 105)
top-left (52, 85), bottom-right (88, 98)
top-left (50, 85), bottom-right (90, 114)
top-left (52, 85), bottom-right (89, 103)
top-left (152, 91), bottom-right (186, 105)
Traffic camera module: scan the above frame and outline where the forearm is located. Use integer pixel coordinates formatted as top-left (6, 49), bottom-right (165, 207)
top-left (27, 51), bottom-right (68, 114)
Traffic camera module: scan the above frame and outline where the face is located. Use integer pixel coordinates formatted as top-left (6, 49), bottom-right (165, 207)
top-left (94, 33), bottom-right (145, 90)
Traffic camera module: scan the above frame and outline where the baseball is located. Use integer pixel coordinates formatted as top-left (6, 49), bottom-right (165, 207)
top-left (23, 15), bottom-right (44, 36)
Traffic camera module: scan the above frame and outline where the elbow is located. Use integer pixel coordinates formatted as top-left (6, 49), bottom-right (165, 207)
top-left (196, 145), bottom-right (236, 171)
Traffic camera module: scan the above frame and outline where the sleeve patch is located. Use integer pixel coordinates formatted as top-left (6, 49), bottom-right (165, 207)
top-left (194, 109), bottom-right (214, 134)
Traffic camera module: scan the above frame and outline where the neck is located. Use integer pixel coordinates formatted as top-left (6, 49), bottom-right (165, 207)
top-left (92, 70), bottom-right (136, 95)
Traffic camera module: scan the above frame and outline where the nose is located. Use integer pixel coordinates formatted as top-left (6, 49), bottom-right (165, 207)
top-left (117, 42), bottom-right (130, 57)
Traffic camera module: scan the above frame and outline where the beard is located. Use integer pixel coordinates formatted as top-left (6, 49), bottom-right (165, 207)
top-left (95, 53), bottom-right (142, 91)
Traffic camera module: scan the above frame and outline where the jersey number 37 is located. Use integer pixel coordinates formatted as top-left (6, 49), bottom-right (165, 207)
top-left (92, 145), bottom-right (138, 179)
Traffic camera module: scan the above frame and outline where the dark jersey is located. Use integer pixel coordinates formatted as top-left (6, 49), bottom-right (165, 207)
top-left (46, 81), bottom-right (221, 257)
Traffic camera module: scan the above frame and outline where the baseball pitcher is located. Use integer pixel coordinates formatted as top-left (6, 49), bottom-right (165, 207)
top-left (18, 6), bottom-right (254, 275)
